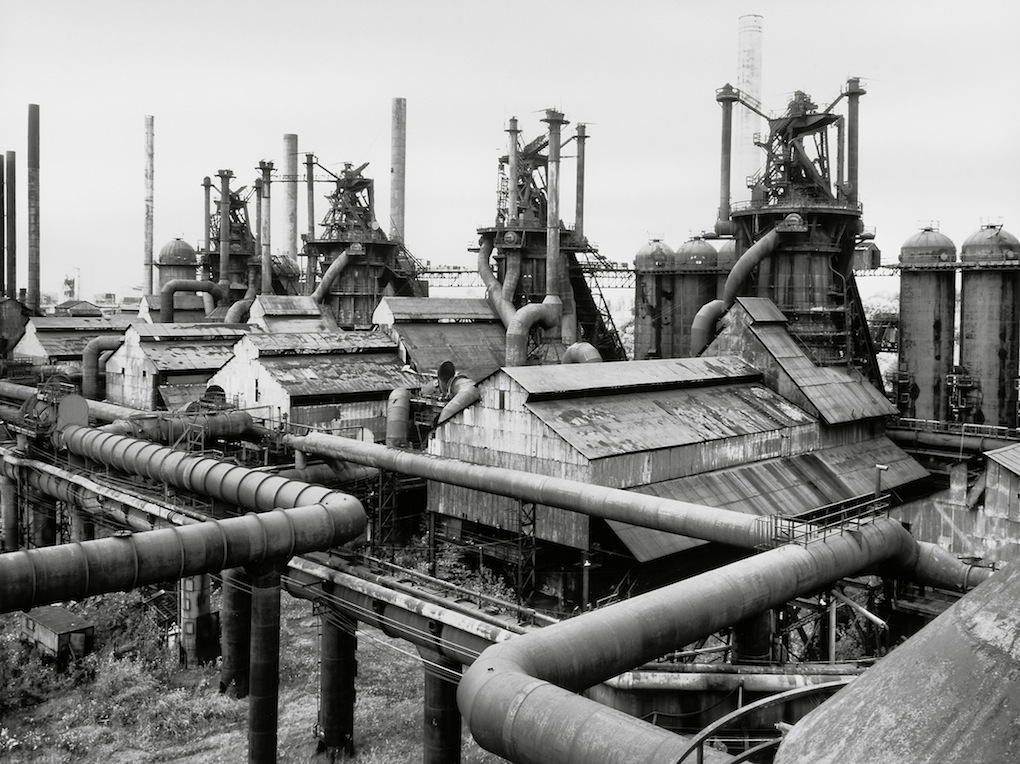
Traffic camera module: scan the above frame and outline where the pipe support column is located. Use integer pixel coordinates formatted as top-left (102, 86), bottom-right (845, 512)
top-left (220, 566), bottom-right (252, 698)
top-left (420, 647), bottom-right (463, 764)
top-left (318, 601), bottom-right (357, 757)
top-left (1, 474), bottom-right (18, 552)
top-left (248, 560), bottom-right (285, 764)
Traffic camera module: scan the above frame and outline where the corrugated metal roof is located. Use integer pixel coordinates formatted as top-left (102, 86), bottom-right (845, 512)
top-left (32, 332), bottom-right (119, 358)
top-left (734, 297), bottom-right (788, 323)
top-left (527, 382), bottom-right (813, 460)
top-left (31, 316), bottom-right (134, 331)
top-left (261, 317), bottom-right (339, 334)
top-left (254, 295), bottom-right (325, 316)
top-left (158, 383), bottom-right (209, 411)
top-left (248, 331), bottom-right (394, 355)
top-left (752, 325), bottom-right (896, 423)
top-left (504, 356), bottom-right (761, 398)
top-left (608, 436), bottom-right (926, 562)
top-left (143, 342), bottom-right (235, 372)
top-left (260, 353), bottom-right (420, 397)
top-left (986, 443), bottom-right (1020, 474)
top-left (374, 296), bottom-right (499, 323)
top-left (134, 323), bottom-right (251, 341)
top-left (393, 322), bottom-right (507, 381)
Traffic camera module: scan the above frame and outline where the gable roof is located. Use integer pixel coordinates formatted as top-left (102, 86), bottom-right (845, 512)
top-left (373, 296), bottom-right (499, 324)
top-left (390, 322), bottom-right (507, 382)
top-left (246, 330), bottom-right (394, 356)
top-left (258, 353), bottom-right (420, 397)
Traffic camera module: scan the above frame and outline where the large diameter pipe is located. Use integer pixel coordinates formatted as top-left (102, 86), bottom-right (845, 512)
top-left (248, 563), bottom-right (283, 764)
top-left (477, 235), bottom-right (516, 328)
top-left (0, 501), bottom-right (365, 614)
top-left (457, 519), bottom-right (920, 764)
top-left (505, 297), bottom-right (562, 366)
top-left (283, 134), bottom-right (298, 260)
top-left (311, 251), bottom-right (349, 303)
top-left (4, 151), bottom-right (14, 299)
top-left (284, 432), bottom-right (992, 592)
top-left (82, 336), bottom-right (124, 400)
top-left (159, 279), bottom-right (225, 323)
top-left (437, 376), bottom-right (480, 425)
top-left (389, 98), bottom-right (406, 241)
top-left (385, 388), bottom-right (411, 447)
top-left (144, 115), bottom-right (154, 294)
top-left (27, 104), bottom-right (40, 312)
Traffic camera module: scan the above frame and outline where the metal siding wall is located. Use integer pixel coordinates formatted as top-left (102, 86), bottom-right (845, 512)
top-left (899, 272), bottom-right (955, 421)
top-left (960, 271), bottom-right (1020, 428)
top-left (290, 401), bottom-right (388, 440)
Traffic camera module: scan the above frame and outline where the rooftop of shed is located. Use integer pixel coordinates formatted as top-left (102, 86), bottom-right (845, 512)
top-left (246, 330), bottom-right (394, 356)
top-left (259, 353), bottom-right (420, 397)
top-left (374, 296), bottom-right (499, 324)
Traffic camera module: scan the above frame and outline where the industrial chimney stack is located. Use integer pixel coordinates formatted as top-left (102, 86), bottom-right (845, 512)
top-left (27, 104), bottom-right (40, 312)
top-left (389, 97), bottom-right (407, 242)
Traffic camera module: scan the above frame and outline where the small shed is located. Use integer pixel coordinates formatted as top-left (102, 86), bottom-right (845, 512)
top-left (105, 323), bottom-right (251, 410)
top-left (209, 330), bottom-right (420, 438)
top-left (21, 605), bottom-right (95, 661)
top-left (53, 300), bottom-right (103, 318)
top-left (373, 296), bottom-right (507, 381)
top-left (11, 316), bottom-right (137, 365)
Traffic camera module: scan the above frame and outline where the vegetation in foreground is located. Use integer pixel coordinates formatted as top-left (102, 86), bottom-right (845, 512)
top-left (0, 589), bottom-right (501, 763)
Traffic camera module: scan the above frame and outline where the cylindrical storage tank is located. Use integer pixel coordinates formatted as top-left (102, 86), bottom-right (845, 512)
top-left (633, 239), bottom-right (678, 360)
top-left (959, 224), bottom-right (1020, 428)
top-left (674, 237), bottom-right (720, 359)
top-left (897, 227), bottom-right (957, 421)
top-left (156, 238), bottom-right (199, 289)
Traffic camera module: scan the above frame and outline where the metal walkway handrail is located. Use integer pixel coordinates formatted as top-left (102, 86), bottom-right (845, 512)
top-left (676, 678), bottom-right (853, 763)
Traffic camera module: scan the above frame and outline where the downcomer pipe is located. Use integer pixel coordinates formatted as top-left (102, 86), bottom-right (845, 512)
top-left (436, 376), bottom-right (481, 425)
top-left (690, 219), bottom-right (789, 355)
top-left (457, 518), bottom-right (927, 764)
top-left (477, 234), bottom-right (516, 328)
top-left (311, 251), bottom-right (350, 303)
top-left (0, 501), bottom-right (365, 614)
top-left (561, 342), bottom-right (603, 364)
top-left (82, 336), bottom-right (124, 400)
top-left (159, 279), bottom-right (225, 323)
top-left (505, 297), bottom-right (562, 367)
top-left (385, 388), bottom-right (412, 447)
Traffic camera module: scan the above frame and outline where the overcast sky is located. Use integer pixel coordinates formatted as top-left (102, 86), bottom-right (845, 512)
top-left (1, 0), bottom-right (1017, 302)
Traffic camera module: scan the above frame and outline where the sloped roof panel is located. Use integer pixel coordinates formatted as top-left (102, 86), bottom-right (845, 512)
top-left (260, 353), bottom-right (420, 397)
top-left (158, 383), bottom-right (209, 411)
top-left (734, 297), bottom-right (788, 323)
top-left (248, 331), bottom-right (394, 355)
top-left (504, 356), bottom-right (761, 398)
top-left (393, 322), bottom-right (507, 381)
top-left (526, 382), bottom-right (813, 460)
top-left (133, 323), bottom-right (251, 340)
top-left (987, 443), bottom-right (1020, 475)
top-left (374, 296), bottom-right (499, 323)
top-left (607, 436), bottom-right (925, 562)
top-left (144, 342), bottom-right (235, 372)
top-left (31, 316), bottom-right (134, 331)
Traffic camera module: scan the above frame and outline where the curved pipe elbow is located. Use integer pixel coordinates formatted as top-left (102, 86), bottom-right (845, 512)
top-left (477, 235), bottom-right (516, 328)
top-left (224, 298), bottom-right (254, 324)
top-left (159, 280), bottom-right (226, 323)
top-left (561, 342), bottom-right (602, 364)
top-left (82, 336), bottom-right (124, 400)
top-left (505, 298), bottom-right (561, 367)
top-left (690, 299), bottom-right (727, 356)
top-left (437, 380), bottom-right (480, 425)
top-left (312, 252), bottom-right (350, 303)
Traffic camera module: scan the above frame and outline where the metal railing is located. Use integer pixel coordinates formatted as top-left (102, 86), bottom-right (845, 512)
top-left (893, 417), bottom-right (1020, 441)
top-left (756, 494), bottom-right (890, 549)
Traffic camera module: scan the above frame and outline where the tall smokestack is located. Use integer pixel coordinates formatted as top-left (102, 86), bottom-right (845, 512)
top-left (144, 115), bottom-right (154, 294)
top-left (305, 153), bottom-right (315, 240)
top-left (27, 104), bottom-right (40, 312)
top-left (389, 98), bottom-right (407, 242)
top-left (574, 123), bottom-right (587, 239)
top-left (5, 152), bottom-right (15, 300)
top-left (846, 77), bottom-right (866, 209)
top-left (218, 169), bottom-right (233, 295)
top-left (283, 134), bottom-right (298, 260)
top-left (0, 152), bottom-right (5, 298)
top-left (542, 109), bottom-right (573, 343)
top-left (506, 117), bottom-right (520, 224)
top-left (715, 84), bottom-right (738, 236)
top-left (736, 14), bottom-right (763, 202)
top-left (259, 161), bottom-right (273, 294)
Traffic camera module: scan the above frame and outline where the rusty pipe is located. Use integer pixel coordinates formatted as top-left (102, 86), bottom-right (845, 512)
top-left (0, 500), bottom-right (365, 614)
top-left (477, 234), bottom-right (516, 328)
top-left (385, 388), bottom-right (411, 447)
top-left (312, 252), bottom-right (350, 303)
top-left (456, 518), bottom-right (924, 764)
top-left (505, 297), bottom-right (561, 366)
top-left (561, 342), bottom-right (602, 364)
top-left (437, 377), bottom-right (480, 425)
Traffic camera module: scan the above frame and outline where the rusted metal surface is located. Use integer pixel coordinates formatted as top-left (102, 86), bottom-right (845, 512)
top-left (374, 296), bottom-right (498, 324)
top-left (133, 322), bottom-right (249, 340)
top-left (260, 353), bottom-right (419, 398)
top-left (751, 324), bottom-right (896, 423)
top-left (143, 342), bottom-right (235, 372)
top-left (391, 322), bottom-right (507, 381)
top-left (504, 355), bottom-right (760, 397)
top-left (254, 295), bottom-right (327, 316)
top-left (528, 382), bottom-right (812, 460)
top-left (774, 561), bottom-right (1020, 764)
top-left (247, 330), bottom-right (394, 355)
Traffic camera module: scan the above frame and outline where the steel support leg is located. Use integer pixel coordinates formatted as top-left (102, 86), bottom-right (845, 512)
top-left (419, 647), bottom-right (462, 764)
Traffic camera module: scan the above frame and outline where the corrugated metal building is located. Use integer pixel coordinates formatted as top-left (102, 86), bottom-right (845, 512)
top-left (428, 306), bottom-right (924, 583)
top-left (209, 330), bottom-right (420, 438)
top-left (105, 323), bottom-right (251, 410)
top-left (373, 296), bottom-right (506, 381)
top-left (12, 316), bottom-right (137, 365)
